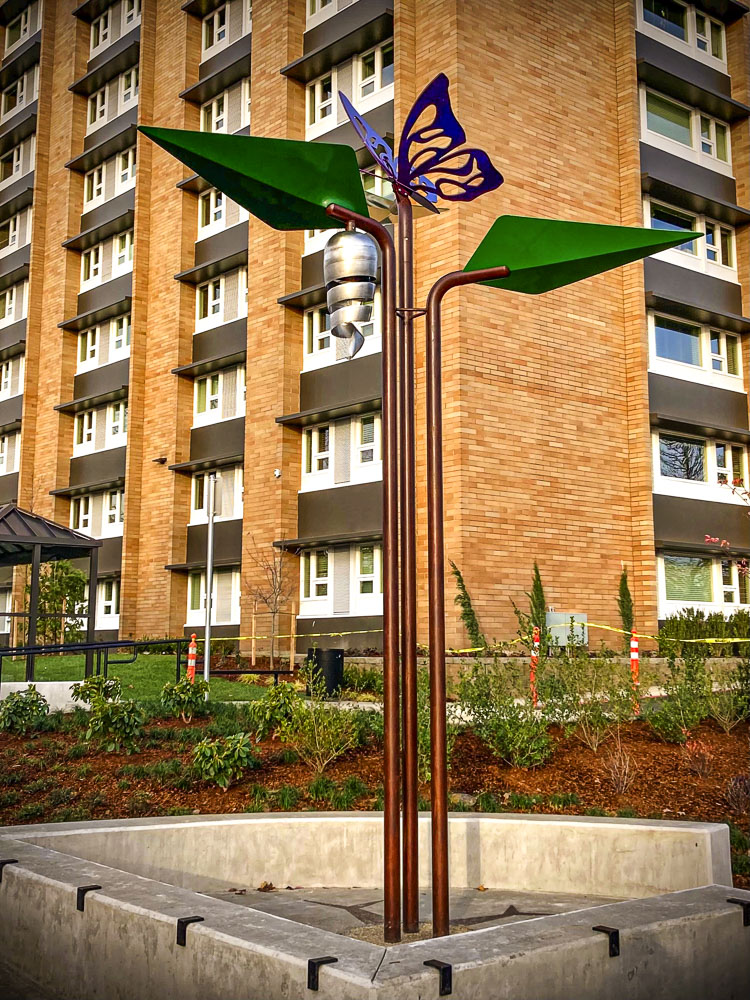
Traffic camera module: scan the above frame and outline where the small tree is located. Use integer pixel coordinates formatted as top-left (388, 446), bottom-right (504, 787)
top-left (449, 560), bottom-right (485, 650)
top-left (247, 538), bottom-right (295, 670)
top-left (617, 566), bottom-right (634, 651)
top-left (24, 560), bottom-right (87, 645)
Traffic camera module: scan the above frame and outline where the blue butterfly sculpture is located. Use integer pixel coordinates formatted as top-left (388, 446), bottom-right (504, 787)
top-left (339, 72), bottom-right (503, 211)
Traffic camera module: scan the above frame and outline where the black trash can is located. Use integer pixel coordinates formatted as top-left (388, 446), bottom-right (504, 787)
top-left (307, 647), bottom-right (344, 697)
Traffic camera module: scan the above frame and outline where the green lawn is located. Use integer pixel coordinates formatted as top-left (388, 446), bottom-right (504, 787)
top-left (0, 653), bottom-right (265, 702)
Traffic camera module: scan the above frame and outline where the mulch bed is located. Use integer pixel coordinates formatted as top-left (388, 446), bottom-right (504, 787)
top-left (0, 717), bottom-right (747, 888)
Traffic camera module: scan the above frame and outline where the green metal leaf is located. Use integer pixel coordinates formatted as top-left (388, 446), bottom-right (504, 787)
top-left (464, 215), bottom-right (702, 294)
top-left (138, 127), bottom-right (369, 231)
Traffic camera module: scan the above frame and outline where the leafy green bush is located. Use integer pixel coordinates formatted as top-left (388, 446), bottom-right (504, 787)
top-left (275, 785), bottom-right (300, 810)
top-left (459, 661), bottom-right (551, 768)
top-left (86, 699), bottom-right (146, 753)
top-left (192, 733), bottom-right (259, 789)
top-left (0, 686), bottom-right (50, 734)
top-left (351, 708), bottom-right (384, 747)
top-left (160, 677), bottom-right (210, 722)
top-left (246, 682), bottom-right (297, 741)
top-left (71, 675), bottom-right (122, 705)
top-left (658, 608), bottom-right (750, 656)
top-left (646, 650), bottom-right (710, 744)
top-left (417, 666), bottom-right (458, 781)
top-left (278, 666), bottom-right (357, 774)
top-left (707, 660), bottom-right (749, 733)
top-left (341, 665), bottom-right (384, 697)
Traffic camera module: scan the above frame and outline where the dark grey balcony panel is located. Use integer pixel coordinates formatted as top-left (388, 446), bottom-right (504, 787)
top-left (67, 447), bottom-right (127, 492)
top-left (299, 352), bottom-right (381, 413)
top-left (0, 242), bottom-right (28, 292)
top-left (298, 481), bottom-right (382, 542)
top-left (191, 317), bottom-right (247, 364)
top-left (649, 371), bottom-right (749, 434)
top-left (641, 172), bottom-right (750, 228)
top-left (636, 32), bottom-right (734, 101)
top-left (0, 471), bottom-right (17, 504)
top-left (186, 518), bottom-right (242, 565)
top-left (278, 283), bottom-right (326, 310)
top-left (173, 349), bottom-right (245, 380)
top-left (639, 143), bottom-right (736, 206)
top-left (76, 189), bottom-right (135, 243)
top-left (312, 100), bottom-right (393, 153)
top-left (82, 106), bottom-right (139, 154)
top-left (60, 358), bottom-right (131, 411)
top-left (701, 0), bottom-right (749, 22)
top-left (176, 226), bottom-right (248, 284)
top-left (59, 295), bottom-right (131, 334)
top-left (0, 318), bottom-right (24, 360)
top-left (180, 33), bottom-right (251, 105)
top-left (296, 615), bottom-right (382, 653)
top-left (177, 172), bottom-right (211, 195)
top-left (278, 395), bottom-right (380, 428)
top-left (283, 0), bottom-right (392, 82)
top-left (0, 98), bottom-right (36, 155)
top-left (0, 0), bottom-right (32, 25)
top-left (653, 494), bottom-right (750, 551)
top-left (81, 27), bottom-right (140, 84)
top-left (66, 116), bottom-right (137, 173)
top-left (181, 0), bottom-right (225, 16)
top-left (0, 173), bottom-right (33, 220)
top-left (189, 417), bottom-right (245, 464)
top-left (0, 34), bottom-right (40, 90)
top-left (644, 257), bottom-right (743, 318)
top-left (98, 535), bottom-right (122, 575)
top-left (76, 273), bottom-right (132, 319)
top-left (64, 209), bottom-right (134, 254)
top-left (279, 526), bottom-right (382, 551)
top-left (301, 250), bottom-right (323, 291)
top-left (72, 0), bottom-right (116, 22)
top-left (0, 392), bottom-right (22, 431)
top-left (169, 452), bottom-right (243, 475)
top-left (645, 289), bottom-right (750, 334)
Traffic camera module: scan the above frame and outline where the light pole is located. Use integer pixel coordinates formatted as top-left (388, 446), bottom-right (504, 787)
top-left (204, 471), bottom-right (217, 688)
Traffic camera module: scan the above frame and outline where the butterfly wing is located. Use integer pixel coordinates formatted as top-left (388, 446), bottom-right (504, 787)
top-left (338, 91), bottom-right (397, 183)
top-left (397, 73), bottom-right (503, 203)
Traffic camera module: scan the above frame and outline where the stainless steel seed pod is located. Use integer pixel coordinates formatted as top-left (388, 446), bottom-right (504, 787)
top-left (323, 230), bottom-right (378, 357)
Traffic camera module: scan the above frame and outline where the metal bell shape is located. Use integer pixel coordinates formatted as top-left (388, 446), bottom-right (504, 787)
top-left (323, 230), bottom-right (377, 357)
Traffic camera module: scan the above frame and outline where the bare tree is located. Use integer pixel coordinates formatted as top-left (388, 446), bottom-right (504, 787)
top-left (247, 538), bottom-right (295, 670)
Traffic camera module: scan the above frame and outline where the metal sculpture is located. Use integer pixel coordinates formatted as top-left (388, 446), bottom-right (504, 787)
top-left (323, 230), bottom-right (378, 358)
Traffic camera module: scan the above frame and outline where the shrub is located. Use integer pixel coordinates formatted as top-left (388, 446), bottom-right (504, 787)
top-left (351, 708), bottom-right (384, 747)
top-left (71, 675), bottom-right (122, 706)
top-left (341, 665), bottom-right (384, 697)
top-left (246, 682), bottom-right (298, 741)
top-left (617, 568), bottom-right (634, 652)
top-left (603, 736), bottom-right (637, 794)
top-left (275, 785), bottom-right (300, 811)
top-left (160, 677), bottom-right (210, 723)
top-left (417, 666), bottom-right (459, 781)
top-left (277, 666), bottom-right (357, 774)
top-left (0, 686), bottom-right (50, 734)
top-left (86, 699), bottom-right (145, 753)
top-left (475, 791), bottom-right (502, 812)
top-left (681, 738), bottom-right (714, 777)
top-left (706, 660), bottom-right (749, 733)
top-left (459, 661), bottom-right (552, 769)
top-left (307, 774), bottom-right (335, 801)
top-left (657, 608), bottom-right (750, 657)
top-left (449, 560), bottom-right (486, 651)
top-left (16, 802), bottom-right (45, 820)
top-left (646, 650), bottom-right (709, 744)
top-left (725, 774), bottom-right (750, 816)
top-left (192, 733), bottom-right (259, 789)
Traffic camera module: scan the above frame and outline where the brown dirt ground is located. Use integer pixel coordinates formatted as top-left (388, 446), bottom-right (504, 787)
top-left (0, 717), bottom-right (747, 888)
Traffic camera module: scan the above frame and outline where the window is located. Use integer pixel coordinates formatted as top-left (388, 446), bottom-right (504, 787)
top-left (1, 76), bottom-right (24, 117)
top-left (643, 89), bottom-right (730, 165)
top-left (695, 10), bottom-right (724, 59)
top-left (112, 314), bottom-right (131, 355)
top-left (714, 441), bottom-right (745, 486)
top-left (195, 373), bottom-right (220, 417)
top-left (308, 73), bottom-right (333, 127)
top-left (0, 286), bottom-right (15, 325)
top-left (302, 549), bottom-right (329, 598)
top-left (242, 77), bottom-right (251, 128)
top-left (0, 435), bottom-right (6, 472)
top-left (659, 433), bottom-right (705, 480)
top-left (192, 473), bottom-right (206, 518)
top-left (356, 415), bottom-right (380, 464)
top-left (721, 559), bottom-right (749, 604)
top-left (704, 220), bottom-right (733, 267)
top-left (100, 579), bottom-right (120, 618)
top-left (71, 496), bottom-right (91, 531)
top-left (116, 148), bottom-right (136, 191)
top-left (105, 489), bottom-right (125, 528)
top-left (197, 278), bottom-right (222, 323)
top-left (358, 41), bottom-right (394, 100)
top-left (188, 572), bottom-right (203, 613)
top-left (81, 246), bottom-right (102, 286)
top-left (357, 545), bottom-right (380, 595)
top-left (88, 88), bottom-right (106, 127)
top-left (362, 166), bottom-right (393, 202)
top-left (201, 95), bottom-right (226, 133)
top-left (664, 554), bottom-right (713, 602)
top-left (113, 231), bottom-right (134, 274)
top-left (0, 146), bottom-right (21, 184)
top-left (5, 10), bottom-right (29, 51)
top-left (121, 67), bottom-right (139, 106)
top-left (649, 202), bottom-right (696, 254)
top-left (304, 307), bottom-right (331, 355)
top-left (304, 425), bottom-right (330, 473)
top-left (0, 216), bottom-right (18, 252)
top-left (0, 361), bottom-right (10, 397)
top-left (78, 327), bottom-right (98, 369)
top-left (199, 189), bottom-right (224, 233)
top-left (90, 10), bottom-right (109, 51)
top-left (109, 401), bottom-right (127, 439)
top-left (203, 5), bottom-right (227, 52)
top-left (646, 200), bottom-right (735, 273)
top-left (651, 313), bottom-right (741, 382)
top-left (709, 330), bottom-right (739, 375)
top-left (643, 0), bottom-right (687, 40)
top-left (309, 0), bottom-right (333, 13)
top-left (641, 3), bottom-right (726, 64)
top-left (75, 411), bottom-right (95, 449)
top-left (124, 0), bottom-right (141, 27)
top-left (84, 165), bottom-right (104, 207)
top-left (654, 315), bottom-right (701, 367)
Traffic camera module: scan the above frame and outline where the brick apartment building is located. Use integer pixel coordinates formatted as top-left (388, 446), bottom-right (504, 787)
top-left (0, 0), bottom-right (748, 650)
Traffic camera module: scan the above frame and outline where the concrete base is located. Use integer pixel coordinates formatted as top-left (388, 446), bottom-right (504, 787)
top-left (0, 814), bottom-right (745, 1000)
top-left (0, 681), bottom-right (80, 713)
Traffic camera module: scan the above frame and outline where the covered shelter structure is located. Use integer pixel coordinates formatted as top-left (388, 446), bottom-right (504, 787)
top-left (0, 503), bottom-right (101, 679)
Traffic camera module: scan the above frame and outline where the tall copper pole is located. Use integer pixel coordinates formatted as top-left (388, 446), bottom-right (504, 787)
top-left (397, 193), bottom-right (419, 933)
top-left (425, 265), bottom-right (509, 938)
top-left (326, 204), bottom-right (401, 942)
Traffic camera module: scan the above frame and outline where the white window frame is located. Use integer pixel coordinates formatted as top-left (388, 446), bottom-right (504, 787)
top-left (81, 245), bottom-right (103, 289)
top-left (353, 413), bottom-right (382, 472)
top-left (70, 495), bottom-right (92, 532)
top-left (4, 9), bottom-right (30, 55)
top-left (303, 306), bottom-right (332, 362)
top-left (0, 360), bottom-right (11, 399)
top-left (198, 188), bottom-right (225, 237)
top-left (190, 466), bottom-right (242, 524)
top-left (112, 230), bottom-right (134, 277)
top-left (123, 0), bottom-right (142, 30)
top-left (302, 424), bottom-right (331, 481)
top-left (110, 313), bottom-right (131, 359)
top-left (102, 488), bottom-right (125, 537)
top-left (356, 39), bottom-right (394, 109)
top-left (648, 310), bottom-right (743, 391)
top-left (0, 285), bottom-right (15, 327)
top-left (241, 77), bottom-right (251, 129)
top-left (84, 164), bottom-right (105, 209)
top-left (97, 579), bottom-right (120, 625)
top-left (0, 213), bottom-right (19, 256)
top-left (192, 366), bottom-right (244, 426)
top-left (638, 2), bottom-right (727, 70)
top-left (645, 197), bottom-right (737, 278)
top-left (185, 568), bottom-right (240, 626)
top-left (306, 69), bottom-right (336, 138)
top-left (87, 87), bottom-right (107, 131)
top-left (306, 0), bottom-right (334, 30)
top-left (202, 4), bottom-right (227, 55)
top-left (195, 277), bottom-right (223, 329)
top-left (74, 410), bottom-right (96, 455)
top-left (77, 326), bottom-right (99, 372)
top-left (640, 86), bottom-right (731, 175)
top-left (0, 145), bottom-right (22, 188)
top-left (201, 93), bottom-right (227, 133)
top-left (658, 551), bottom-right (750, 618)
top-left (115, 147), bottom-right (136, 194)
top-left (107, 401), bottom-right (128, 445)
top-left (352, 543), bottom-right (383, 614)
top-left (90, 10), bottom-right (110, 54)
top-left (120, 67), bottom-right (139, 107)
top-left (652, 428), bottom-right (749, 504)
top-left (300, 548), bottom-right (330, 611)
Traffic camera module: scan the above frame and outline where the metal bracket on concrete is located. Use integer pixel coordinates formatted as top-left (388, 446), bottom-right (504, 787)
top-left (424, 959), bottom-right (453, 996)
top-left (727, 898), bottom-right (750, 927)
top-left (307, 956), bottom-right (338, 991)
top-left (176, 915), bottom-right (204, 946)
top-left (0, 859), bottom-right (18, 882)
top-left (76, 885), bottom-right (102, 912)
top-left (592, 925), bottom-right (620, 957)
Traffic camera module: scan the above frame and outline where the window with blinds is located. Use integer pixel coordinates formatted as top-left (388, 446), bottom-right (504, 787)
top-left (664, 555), bottom-right (713, 602)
